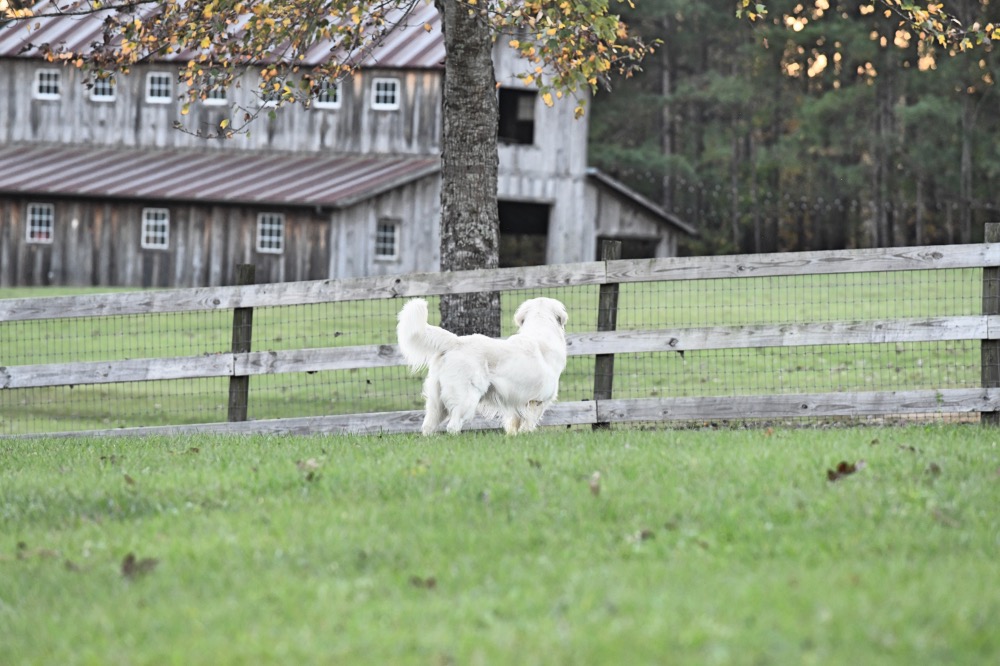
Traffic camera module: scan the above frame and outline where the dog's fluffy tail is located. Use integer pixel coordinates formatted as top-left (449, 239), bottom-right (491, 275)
top-left (396, 298), bottom-right (459, 372)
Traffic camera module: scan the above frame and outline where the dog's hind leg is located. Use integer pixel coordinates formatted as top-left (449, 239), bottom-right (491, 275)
top-left (503, 415), bottom-right (523, 435)
top-left (444, 391), bottom-right (480, 434)
top-left (516, 401), bottom-right (548, 434)
top-left (440, 372), bottom-right (488, 434)
top-left (420, 377), bottom-right (447, 436)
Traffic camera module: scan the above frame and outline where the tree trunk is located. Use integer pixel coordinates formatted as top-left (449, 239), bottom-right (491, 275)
top-left (435, 0), bottom-right (501, 336)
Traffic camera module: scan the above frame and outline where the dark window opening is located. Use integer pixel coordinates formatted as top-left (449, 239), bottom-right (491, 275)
top-left (596, 236), bottom-right (660, 260)
top-left (499, 201), bottom-right (549, 268)
top-left (498, 88), bottom-right (536, 145)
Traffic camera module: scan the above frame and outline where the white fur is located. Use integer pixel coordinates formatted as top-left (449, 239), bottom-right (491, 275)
top-left (396, 297), bottom-right (568, 435)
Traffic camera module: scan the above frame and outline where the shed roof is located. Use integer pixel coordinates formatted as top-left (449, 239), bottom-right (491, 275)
top-left (0, 144), bottom-right (440, 208)
top-left (586, 167), bottom-right (698, 237)
top-left (0, 0), bottom-right (445, 69)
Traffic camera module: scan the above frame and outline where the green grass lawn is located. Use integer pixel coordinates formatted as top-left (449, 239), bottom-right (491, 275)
top-left (2, 426), bottom-right (998, 665)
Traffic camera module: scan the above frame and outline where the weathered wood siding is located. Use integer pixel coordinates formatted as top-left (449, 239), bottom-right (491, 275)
top-left (585, 181), bottom-right (678, 258)
top-left (329, 175), bottom-right (441, 279)
top-left (0, 197), bottom-right (335, 287)
top-left (2, 61), bottom-right (443, 155)
top-left (493, 45), bottom-right (593, 266)
top-left (0, 170), bottom-right (440, 288)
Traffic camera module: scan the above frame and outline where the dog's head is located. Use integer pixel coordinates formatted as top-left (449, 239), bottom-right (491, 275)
top-left (513, 297), bottom-right (568, 331)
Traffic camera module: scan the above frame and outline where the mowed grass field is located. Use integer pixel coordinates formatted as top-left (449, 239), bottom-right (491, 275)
top-left (0, 268), bottom-right (987, 434)
top-left (2, 426), bottom-right (999, 665)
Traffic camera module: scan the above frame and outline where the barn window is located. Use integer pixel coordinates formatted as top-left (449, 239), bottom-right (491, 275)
top-left (314, 80), bottom-right (341, 109)
top-left (90, 75), bottom-right (116, 102)
top-left (141, 208), bottom-right (170, 250)
top-left (371, 77), bottom-right (400, 110)
top-left (34, 69), bottom-right (61, 100)
top-left (497, 88), bottom-right (536, 145)
top-left (256, 213), bottom-right (285, 254)
top-left (374, 219), bottom-right (399, 260)
top-left (146, 72), bottom-right (173, 103)
top-left (26, 203), bottom-right (54, 244)
top-left (259, 85), bottom-right (281, 107)
top-left (203, 80), bottom-right (228, 105)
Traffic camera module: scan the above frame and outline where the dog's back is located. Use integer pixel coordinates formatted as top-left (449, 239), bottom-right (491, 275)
top-left (396, 298), bottom-right (459, 372)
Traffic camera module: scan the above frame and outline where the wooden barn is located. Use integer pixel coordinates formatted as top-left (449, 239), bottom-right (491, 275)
top-left (0, 1), bottom-right (695, 288)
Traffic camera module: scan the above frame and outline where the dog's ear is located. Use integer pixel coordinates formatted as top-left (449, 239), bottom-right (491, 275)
top-left (556, 308), bottom-right (568, 328)
top-left (514, 304), bottom-right (527, 329)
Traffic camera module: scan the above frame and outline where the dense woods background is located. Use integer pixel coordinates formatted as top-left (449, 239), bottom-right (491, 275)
top-left (589, 0), bottom-right (1000, 255)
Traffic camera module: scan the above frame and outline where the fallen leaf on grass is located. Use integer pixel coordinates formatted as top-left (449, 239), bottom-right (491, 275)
top-left (627, 529), bottom-right (655, 544)
top-left (931, 508), bottom-right (961, 528)
top-left (409, 575), bottom-right (437, 590)
top-left (926, 462), bottom-right (942, 477)
top-left (589, 471), bottom-right (601, 497)
top-left (121, 552), bottom-right (159, 579)
top-left (296, 458), bottom-right (322, 482)
top-left (16, 541), bottom-right (59, 560)
top-left (827, 460), bottom-right (866, 482)
top-left (123, 473), bottom-right (136, 486)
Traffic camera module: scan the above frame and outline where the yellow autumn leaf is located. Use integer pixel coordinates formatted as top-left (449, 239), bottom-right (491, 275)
top-left (220, 118), bottom-right (229, 129)
top-left (200, 36), bottom-right (210, 48)
top-left (541, 92), bottom-right (553, 106)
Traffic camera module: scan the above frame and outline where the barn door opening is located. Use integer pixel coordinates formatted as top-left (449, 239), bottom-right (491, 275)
top-left (499, 201), bottom-right (550, 268)
top-left (595, 236), bottom-right (660, 260)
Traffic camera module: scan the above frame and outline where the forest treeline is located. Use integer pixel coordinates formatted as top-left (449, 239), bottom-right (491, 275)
top-left (589, 0), bottom-right (1000, 254)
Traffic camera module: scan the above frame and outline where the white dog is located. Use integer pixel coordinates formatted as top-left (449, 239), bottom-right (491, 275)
top-left (396, 297), bottom-right (568, 435)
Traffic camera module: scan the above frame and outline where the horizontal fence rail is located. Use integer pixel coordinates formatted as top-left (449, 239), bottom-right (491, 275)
top-left (2, 243), bottom-right (997, 322)
top-left (2, 237), bottom-right (999, 436)
top-left (3, 316), bottom-right (998, 390)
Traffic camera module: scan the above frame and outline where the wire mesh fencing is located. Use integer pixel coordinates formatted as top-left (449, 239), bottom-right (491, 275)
top-left (0, 242), bottom-right (997, 436)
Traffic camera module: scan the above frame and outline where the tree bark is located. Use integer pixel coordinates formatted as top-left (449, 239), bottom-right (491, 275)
top-left (435, 0), bottom-right (501, 337)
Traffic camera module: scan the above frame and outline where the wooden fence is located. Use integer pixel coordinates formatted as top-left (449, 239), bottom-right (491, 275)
top-left (2, 233), bottom-right (1000, 436)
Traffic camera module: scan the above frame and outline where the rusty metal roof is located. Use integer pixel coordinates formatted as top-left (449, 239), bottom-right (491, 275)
top-left (0, 144), bottom-right (440, 207)
top-left (0, 1), bottom-right (445, 69)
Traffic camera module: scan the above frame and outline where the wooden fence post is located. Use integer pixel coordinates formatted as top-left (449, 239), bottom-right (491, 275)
top-left (983, 223), bottom-right (1000, 426)
top-left (593, 240), bottom-right (622, 429)
top-left (228, 263), bottom-right (256, 422)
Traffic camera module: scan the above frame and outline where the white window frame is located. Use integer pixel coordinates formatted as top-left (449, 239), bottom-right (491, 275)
top-left (256, 213), bottom-right (285, 254)
top-left (371, 77), bottom-right (400, 111)
top-left (26, 203), bottom-right (55, 244)
top-left (34, 69), bottom-right (61, 100)
top-left (140, 208), bottom-right (170, 250)
top-left (374, 219), bottom-right (400, 261)
top-left (145, 72), bottom-right (173, 104)
top-left (314, 79), bottom-right (341, 109)
top-left (90, 75), bottom-right (116, 102)
top-left (203, 82), bottom-right (228, 106)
